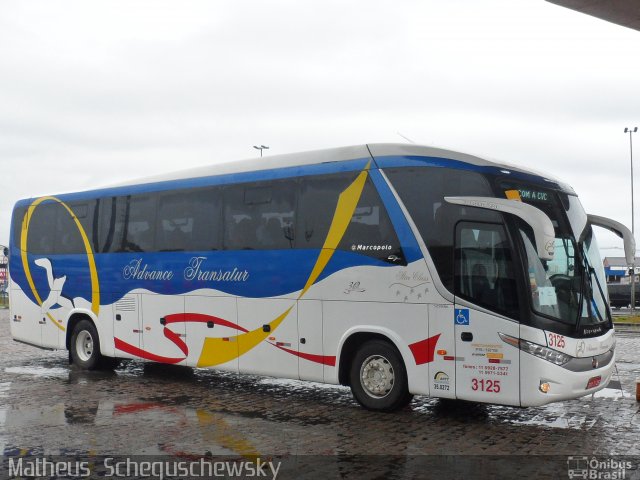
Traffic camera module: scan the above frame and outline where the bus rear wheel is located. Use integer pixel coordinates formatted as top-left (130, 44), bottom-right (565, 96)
top-left (70, 320), bottom-right (104, 370)
top-left (349, 340), bottom-right (413, 412)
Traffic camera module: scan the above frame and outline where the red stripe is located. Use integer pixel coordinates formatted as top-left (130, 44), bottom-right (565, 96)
top-left (273, 343), bottom-right (336, 366)
top-left (408, 334), bottom-right (441, 365)
top-left (164, 313), bottom-right (249, 332)
top-left (163, 328), bottom-right (188, 356)
top-left (114, 337), bottom-right (184, 364)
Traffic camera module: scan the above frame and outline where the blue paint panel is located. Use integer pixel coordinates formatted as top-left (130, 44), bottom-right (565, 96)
top-left (10, 249), bottom-right (393, 307)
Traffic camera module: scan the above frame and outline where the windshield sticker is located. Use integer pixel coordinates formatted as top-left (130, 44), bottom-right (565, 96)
top-left (537, 287), bottom-right (558, 306)
top-left (505, 190), bottom-right (522, 201)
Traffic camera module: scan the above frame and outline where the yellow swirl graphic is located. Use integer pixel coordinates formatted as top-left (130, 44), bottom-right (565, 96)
top-left (198, 163), bottom-right (371, 367)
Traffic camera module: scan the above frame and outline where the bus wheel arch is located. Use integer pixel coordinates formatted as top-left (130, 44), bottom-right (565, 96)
top-left (339, 332), bottom-right (413, 412)
top-left (67, 315), bottom-right (115, 370)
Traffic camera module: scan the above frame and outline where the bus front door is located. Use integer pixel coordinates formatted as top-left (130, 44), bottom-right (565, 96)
top-left (453, 221), bottom-right (521, 406)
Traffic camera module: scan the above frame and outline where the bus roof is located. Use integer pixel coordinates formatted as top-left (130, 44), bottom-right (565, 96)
top-left (15, 143), bottom-right (572, 206)
top-left (110, 142), bottom-right (563, 189)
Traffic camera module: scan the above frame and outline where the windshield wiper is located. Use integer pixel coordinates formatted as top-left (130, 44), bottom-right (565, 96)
top-left (580, 245), bottom-right (608, 327)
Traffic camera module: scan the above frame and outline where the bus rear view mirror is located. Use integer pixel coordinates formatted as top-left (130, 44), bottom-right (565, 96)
top-left (587, 214), bottom-right (635, 265)
top-left (444, 196), bottom-right (555, 261)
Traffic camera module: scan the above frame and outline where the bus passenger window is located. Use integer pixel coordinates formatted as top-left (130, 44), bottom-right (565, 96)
top-left (156, 188), bottom-right (221, 252)
top-left (297, 174), bottom-right (354, 249)
top-left (27, 203), bottom-right (57, 255)
top-left (297, 173), bottom-right (402, 262)
top-left (337, 177), bottom-right (403, 263)
top-left (455, 222), bottom-right (519, 318)
top-left (117, 195), bottom-right (157, 253)
top-left (223, 179), bottom-right (296, 250)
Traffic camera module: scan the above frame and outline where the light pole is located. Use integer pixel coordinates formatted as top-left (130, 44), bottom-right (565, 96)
top-left (253, 145), bottom-right (269, 157)
top-left (626, 127), bottom-right (638, 312)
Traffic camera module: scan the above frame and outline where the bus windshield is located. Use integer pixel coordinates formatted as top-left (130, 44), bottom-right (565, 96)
top-left (501, 184), bottom-right (610, 328)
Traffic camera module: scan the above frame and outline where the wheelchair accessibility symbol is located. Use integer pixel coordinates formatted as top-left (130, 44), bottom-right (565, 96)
top-left (455, 309), bottom-right (470, 325)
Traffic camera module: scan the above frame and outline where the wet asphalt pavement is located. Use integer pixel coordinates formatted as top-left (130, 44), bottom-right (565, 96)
top-left (1, 310), bottom-right (639, 479)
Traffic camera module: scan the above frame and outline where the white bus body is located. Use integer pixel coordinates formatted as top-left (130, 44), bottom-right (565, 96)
top-left (9, 143), bottom-right (630, 411)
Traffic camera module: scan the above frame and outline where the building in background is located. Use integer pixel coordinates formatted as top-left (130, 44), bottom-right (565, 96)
top-left (604, 256), bottom-right (640, 284)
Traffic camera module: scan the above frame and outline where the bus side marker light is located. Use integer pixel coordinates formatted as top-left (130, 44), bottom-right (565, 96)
top-left (539, 382), bottom-right (551, 394)
top-left (437, 349), bottom-right (447, 356)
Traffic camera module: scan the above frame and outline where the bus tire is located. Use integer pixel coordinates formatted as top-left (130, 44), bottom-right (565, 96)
top-left (70, 320), bottom-right (104, 370)
top-left (349, 340), bottom-right (413, 412)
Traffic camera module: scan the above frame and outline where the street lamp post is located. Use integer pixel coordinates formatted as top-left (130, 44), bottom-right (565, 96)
top-left (253, 145), bottom-right (269, 157)
top-left (626, 127), bottom-right (638, 312)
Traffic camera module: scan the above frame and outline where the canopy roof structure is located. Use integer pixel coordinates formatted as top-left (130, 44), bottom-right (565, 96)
top-left (547, 0), bottom-right (640, 31)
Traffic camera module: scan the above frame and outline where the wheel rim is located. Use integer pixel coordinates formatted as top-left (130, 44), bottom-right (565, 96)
top-left (75, 330), bottom-right (94, 362)
top-left (360, 354), bottom-right (394, 398)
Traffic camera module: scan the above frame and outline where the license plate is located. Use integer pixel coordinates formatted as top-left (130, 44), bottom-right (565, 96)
top-left (586, 376), bottom-right (602, 390)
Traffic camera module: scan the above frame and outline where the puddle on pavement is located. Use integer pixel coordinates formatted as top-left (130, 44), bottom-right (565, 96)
top-left (496, 386), bottom-right (628, 430)
top-left (4, 366), bottom-right (69, 378)
top-left (257, 377), bottom-right (350, 391)
top-left (0, 398), bottom-right (268, 458)
top-left (0, 382), bottom-right (11, 398)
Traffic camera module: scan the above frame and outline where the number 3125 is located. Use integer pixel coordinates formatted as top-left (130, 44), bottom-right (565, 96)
top-left (471, 378), bottom-right (501, 393)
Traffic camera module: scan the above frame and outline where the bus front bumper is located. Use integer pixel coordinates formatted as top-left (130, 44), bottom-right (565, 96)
top-left (520, 349), bottom-right (615, 407)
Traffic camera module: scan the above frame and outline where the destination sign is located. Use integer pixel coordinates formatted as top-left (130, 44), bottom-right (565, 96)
top-left (505, 188), bottom-right (550, 203)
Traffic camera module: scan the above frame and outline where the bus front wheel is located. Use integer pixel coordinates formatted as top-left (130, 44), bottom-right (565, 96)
top-left (70, 320), bottom-right (104, 370)
top-left (349, 340), bottom-right (413, 412)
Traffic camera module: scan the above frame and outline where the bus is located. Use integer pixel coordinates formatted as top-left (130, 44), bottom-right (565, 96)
top-left (8, 143), bottom-right (634, 412)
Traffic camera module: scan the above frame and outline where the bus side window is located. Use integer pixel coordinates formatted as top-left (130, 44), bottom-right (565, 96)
top-left (98, 197), bottom-right (125, 253)
top-left (156, 188), bottom-right (222, 252)
top-left (297, 174), bottom-right (354, 249)
top-left (223, 179), bottom-right (296, 250)
top-left (106, 195), bottom-right (157, 253)
top-left (55, 202), bottom-right (94, 255)
top-left (385, 167), bottom-right (497, 291)
top-left (27, 203), bottom-right (57, 255)
top-left (337, 177), bottom-right (403, 263)
top-left (12, 207), bottom-right (27, 252)
top-left (298, 172), bottom-right (403, 262)
top-left (124, 196), bottom-right (157, 253)
top-left (454, 222), bottom-right (519, 318)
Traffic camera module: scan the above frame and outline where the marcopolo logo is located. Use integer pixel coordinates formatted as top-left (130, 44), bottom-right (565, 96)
top-left (350, 244), bottom-right (393, 252)
top-left (567, 456), bottom-right (632, 479)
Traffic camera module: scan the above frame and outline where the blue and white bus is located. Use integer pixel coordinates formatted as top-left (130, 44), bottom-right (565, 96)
top-left (9, 143), bottom-right (633, 411)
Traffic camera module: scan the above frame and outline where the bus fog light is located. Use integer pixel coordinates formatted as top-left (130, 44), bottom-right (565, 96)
top-left (539, 382), bottom-right (551, 394)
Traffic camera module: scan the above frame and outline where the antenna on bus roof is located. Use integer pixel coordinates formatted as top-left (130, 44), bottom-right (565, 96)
top-left (396, 132), bottom-right (416, 144)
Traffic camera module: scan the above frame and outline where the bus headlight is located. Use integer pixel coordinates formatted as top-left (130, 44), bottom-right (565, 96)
top-left (499, 333), bottom-right (571, 366)
top-left (521, 340), bottom-right (572, 366)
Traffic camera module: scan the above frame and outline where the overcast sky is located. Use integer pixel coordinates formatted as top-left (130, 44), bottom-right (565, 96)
top-left (1, 0), bottom-right (638, 256)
